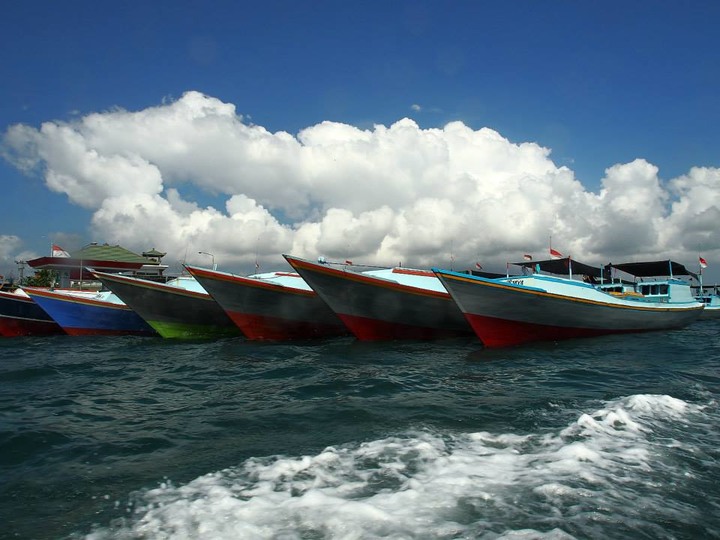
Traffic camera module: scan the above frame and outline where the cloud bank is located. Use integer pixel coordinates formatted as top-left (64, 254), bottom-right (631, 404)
top-left (2, 91), bottom-right (719, 274)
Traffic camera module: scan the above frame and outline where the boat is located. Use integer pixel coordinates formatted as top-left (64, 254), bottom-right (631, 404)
top-left (1, 242), bottom-right (170, 337)
top-left (24, 287), bottom-right (157, 336)
top-left (693, 286), bottom-right (720, 319)
top-left (693, 257), bottom-right (720, 319)
top-left (90, 271), bottom-right (241, 339)
top-left (284, 255), bottom-right (476, 340)
top-left (0, 288), bottom-right (64, 337)
top-left (433, 258), bottom-right (704, 348)
top-left (184, 265), bottom-right (349, 340)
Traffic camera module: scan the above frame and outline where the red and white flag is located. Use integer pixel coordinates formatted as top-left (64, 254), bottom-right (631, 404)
top-left (52, 244), bottom-right (70, 257)
top-left (549, 248), bottom-right (563, 259)
top-left (699, 256), bottom-right (708, 269)
top-left (475, 262), bottom-right (483, 270)
top-left (523, 254), bottom-right (532, 261)
top-left (345, 260), bottom-right (353, 265)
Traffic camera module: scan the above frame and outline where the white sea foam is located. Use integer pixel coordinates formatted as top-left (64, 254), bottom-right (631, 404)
top-left (85, 394), bottom-right (714, 540)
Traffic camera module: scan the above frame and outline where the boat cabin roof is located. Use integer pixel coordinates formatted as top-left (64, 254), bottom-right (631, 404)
top-left (610, 260), bottom-right (697, 279)
top-left (511, 257), bottom-right (603, 278)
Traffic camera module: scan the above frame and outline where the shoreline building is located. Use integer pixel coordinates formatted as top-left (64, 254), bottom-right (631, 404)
top-left (27, 243), bottom-right (168, 289)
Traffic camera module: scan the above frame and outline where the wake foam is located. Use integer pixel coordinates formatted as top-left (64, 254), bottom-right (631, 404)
top-left (85, 394), bottom-right (716, 539)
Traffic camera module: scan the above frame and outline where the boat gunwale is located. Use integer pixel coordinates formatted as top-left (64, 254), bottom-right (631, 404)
top-left (91, 272), bottom-right (212, 301)
top-left (286, 255), bottom-right (451, 300)
top-left (433, 268), bottom-right (704, 314)
top-left (0, 290), bottom-right (35, 303)
top-left (24, 287), bottom-right (133, 310)
top-left (185, 266), bottom-right (316, 297)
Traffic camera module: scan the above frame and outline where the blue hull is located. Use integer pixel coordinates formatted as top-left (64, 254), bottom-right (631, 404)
top-left (28, 292), bottom-right (157, 336)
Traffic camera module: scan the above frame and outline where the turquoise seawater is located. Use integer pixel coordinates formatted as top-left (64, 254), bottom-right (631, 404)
top-left (1, 321), bottom-right (719, 539)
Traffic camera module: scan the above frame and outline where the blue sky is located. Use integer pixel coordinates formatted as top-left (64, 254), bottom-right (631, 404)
top-left (1, 1), bottom-right (719, 280)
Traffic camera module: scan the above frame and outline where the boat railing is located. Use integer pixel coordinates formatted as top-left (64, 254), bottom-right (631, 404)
top-left (316, 257), bottom-right (391, 272)
top-left (607, 290), bottom-right (644, 298)
top-left (595, 282), bottom-right (677, 303)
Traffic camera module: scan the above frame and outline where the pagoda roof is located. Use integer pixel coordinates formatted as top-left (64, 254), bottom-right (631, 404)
top-left (142, 248), bottom-right (166, 257)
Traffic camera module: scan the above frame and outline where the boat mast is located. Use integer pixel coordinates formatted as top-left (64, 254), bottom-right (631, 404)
top-left (699, 260), bottom-right (704, 292)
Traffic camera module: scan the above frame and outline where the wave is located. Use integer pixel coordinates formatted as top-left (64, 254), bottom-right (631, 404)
top-left (83, 394), bottom-right (720, 540)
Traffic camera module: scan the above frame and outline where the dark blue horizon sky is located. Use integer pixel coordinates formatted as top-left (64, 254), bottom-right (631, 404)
top-left (2, 1), bottom-right (719, 269)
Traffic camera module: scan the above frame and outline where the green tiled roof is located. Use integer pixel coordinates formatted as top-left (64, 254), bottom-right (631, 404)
top-left (71, 243), bottom-right (151, 263)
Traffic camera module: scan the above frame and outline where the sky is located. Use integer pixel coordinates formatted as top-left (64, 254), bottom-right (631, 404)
top-left (1, 1), bottom-right (719, 283)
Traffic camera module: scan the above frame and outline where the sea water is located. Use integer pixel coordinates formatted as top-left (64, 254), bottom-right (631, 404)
top-left (1, 321), bottom-right (719, 539)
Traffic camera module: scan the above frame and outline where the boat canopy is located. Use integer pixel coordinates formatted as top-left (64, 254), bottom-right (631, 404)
top-left (511, 257), bottom-right (603, 278)
top-left (610, 260), bottom-right (698, 280)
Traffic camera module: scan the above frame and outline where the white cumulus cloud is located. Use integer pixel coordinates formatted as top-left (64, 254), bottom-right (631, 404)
top-left (2, 91), bottom-right (720, 275)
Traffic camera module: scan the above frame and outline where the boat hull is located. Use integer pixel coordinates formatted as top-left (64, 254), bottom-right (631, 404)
top-left (696, 294), bottom-right (720, 319)
top-left (699, 306), bottom-right (720, 319)
top-left (92, 273), bottom-right (240, 339)
top-left (0, 290), bottom-right (64, 337)
top-left (286, 256), bottom-right (473, 340)
top-left (435, 270), bottom-right (704, 347)
top-left (186, 267), bottom-right (348, 340)
top-left (25, 289), bottom-right (156, 336)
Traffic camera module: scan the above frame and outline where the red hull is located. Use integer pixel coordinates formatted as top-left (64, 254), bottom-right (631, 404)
top-left (227, 311), bottom-right (345, 341)
top-left (62, 327), bottom-right (150, 336)
top-left (339, 313), bottom-right (471, 341)
top-left (465, 313), bottom-right (638, 348)
top-left (0, 317), bottom-right (64, 337)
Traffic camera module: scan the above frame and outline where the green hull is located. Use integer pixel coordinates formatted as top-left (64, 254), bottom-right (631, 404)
top-left (91, 272), bottom-right (242, 340)
top-left (148, 320), bottom-right (240, 339)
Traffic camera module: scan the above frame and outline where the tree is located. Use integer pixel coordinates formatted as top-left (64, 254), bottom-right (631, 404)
top-left (23, 269), bottom-right (58, 287)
